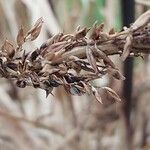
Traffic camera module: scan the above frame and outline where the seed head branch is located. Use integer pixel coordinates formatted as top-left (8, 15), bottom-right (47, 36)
top-left (0, 11), bottom-right (149, 102)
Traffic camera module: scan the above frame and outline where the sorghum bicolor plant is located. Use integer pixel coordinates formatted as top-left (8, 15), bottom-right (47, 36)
top-left (0, 11), bottom-right (149, 103)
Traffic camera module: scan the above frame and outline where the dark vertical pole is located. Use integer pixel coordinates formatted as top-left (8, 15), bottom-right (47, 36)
top-left (121, 0), bottom-right (134, 149)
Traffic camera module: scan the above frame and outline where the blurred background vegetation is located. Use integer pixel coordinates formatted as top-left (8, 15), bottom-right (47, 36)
top-left (0, 0), bottom-right (149, 150)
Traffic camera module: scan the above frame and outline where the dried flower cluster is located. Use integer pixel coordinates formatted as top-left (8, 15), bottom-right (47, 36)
top-left (0, 11), bottom-right (149, 102)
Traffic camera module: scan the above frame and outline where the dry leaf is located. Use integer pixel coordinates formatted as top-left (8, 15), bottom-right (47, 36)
top-left (86, 46), bottom-right (98, 74)
top-left (102, 87), bottom-right (121, 101)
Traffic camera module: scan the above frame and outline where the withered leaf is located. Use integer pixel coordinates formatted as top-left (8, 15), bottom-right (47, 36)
top-left (107, 67), bottom-right (125, 80)
top-left (122, 34), bottom-right (133, 61)
top-left (86, 46), bottom-right (98, 74)
top-left (102, 87), bottom-right (121, 101)
top-left (92, 86), bottom-right (103, 104)
top-left (2, 40), bottom-right (15, 59)
top-left (26, 17), bottom-right (43, 41)
top-left (17, 26), bottom-right (24, 47)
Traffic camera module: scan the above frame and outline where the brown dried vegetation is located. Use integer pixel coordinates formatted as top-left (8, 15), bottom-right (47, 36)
top-left (0, 11), bottom-right (149, 103)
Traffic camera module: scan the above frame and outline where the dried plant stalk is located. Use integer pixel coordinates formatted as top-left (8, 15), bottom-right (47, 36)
top-left (0, 11), bottom-right (149, 102)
